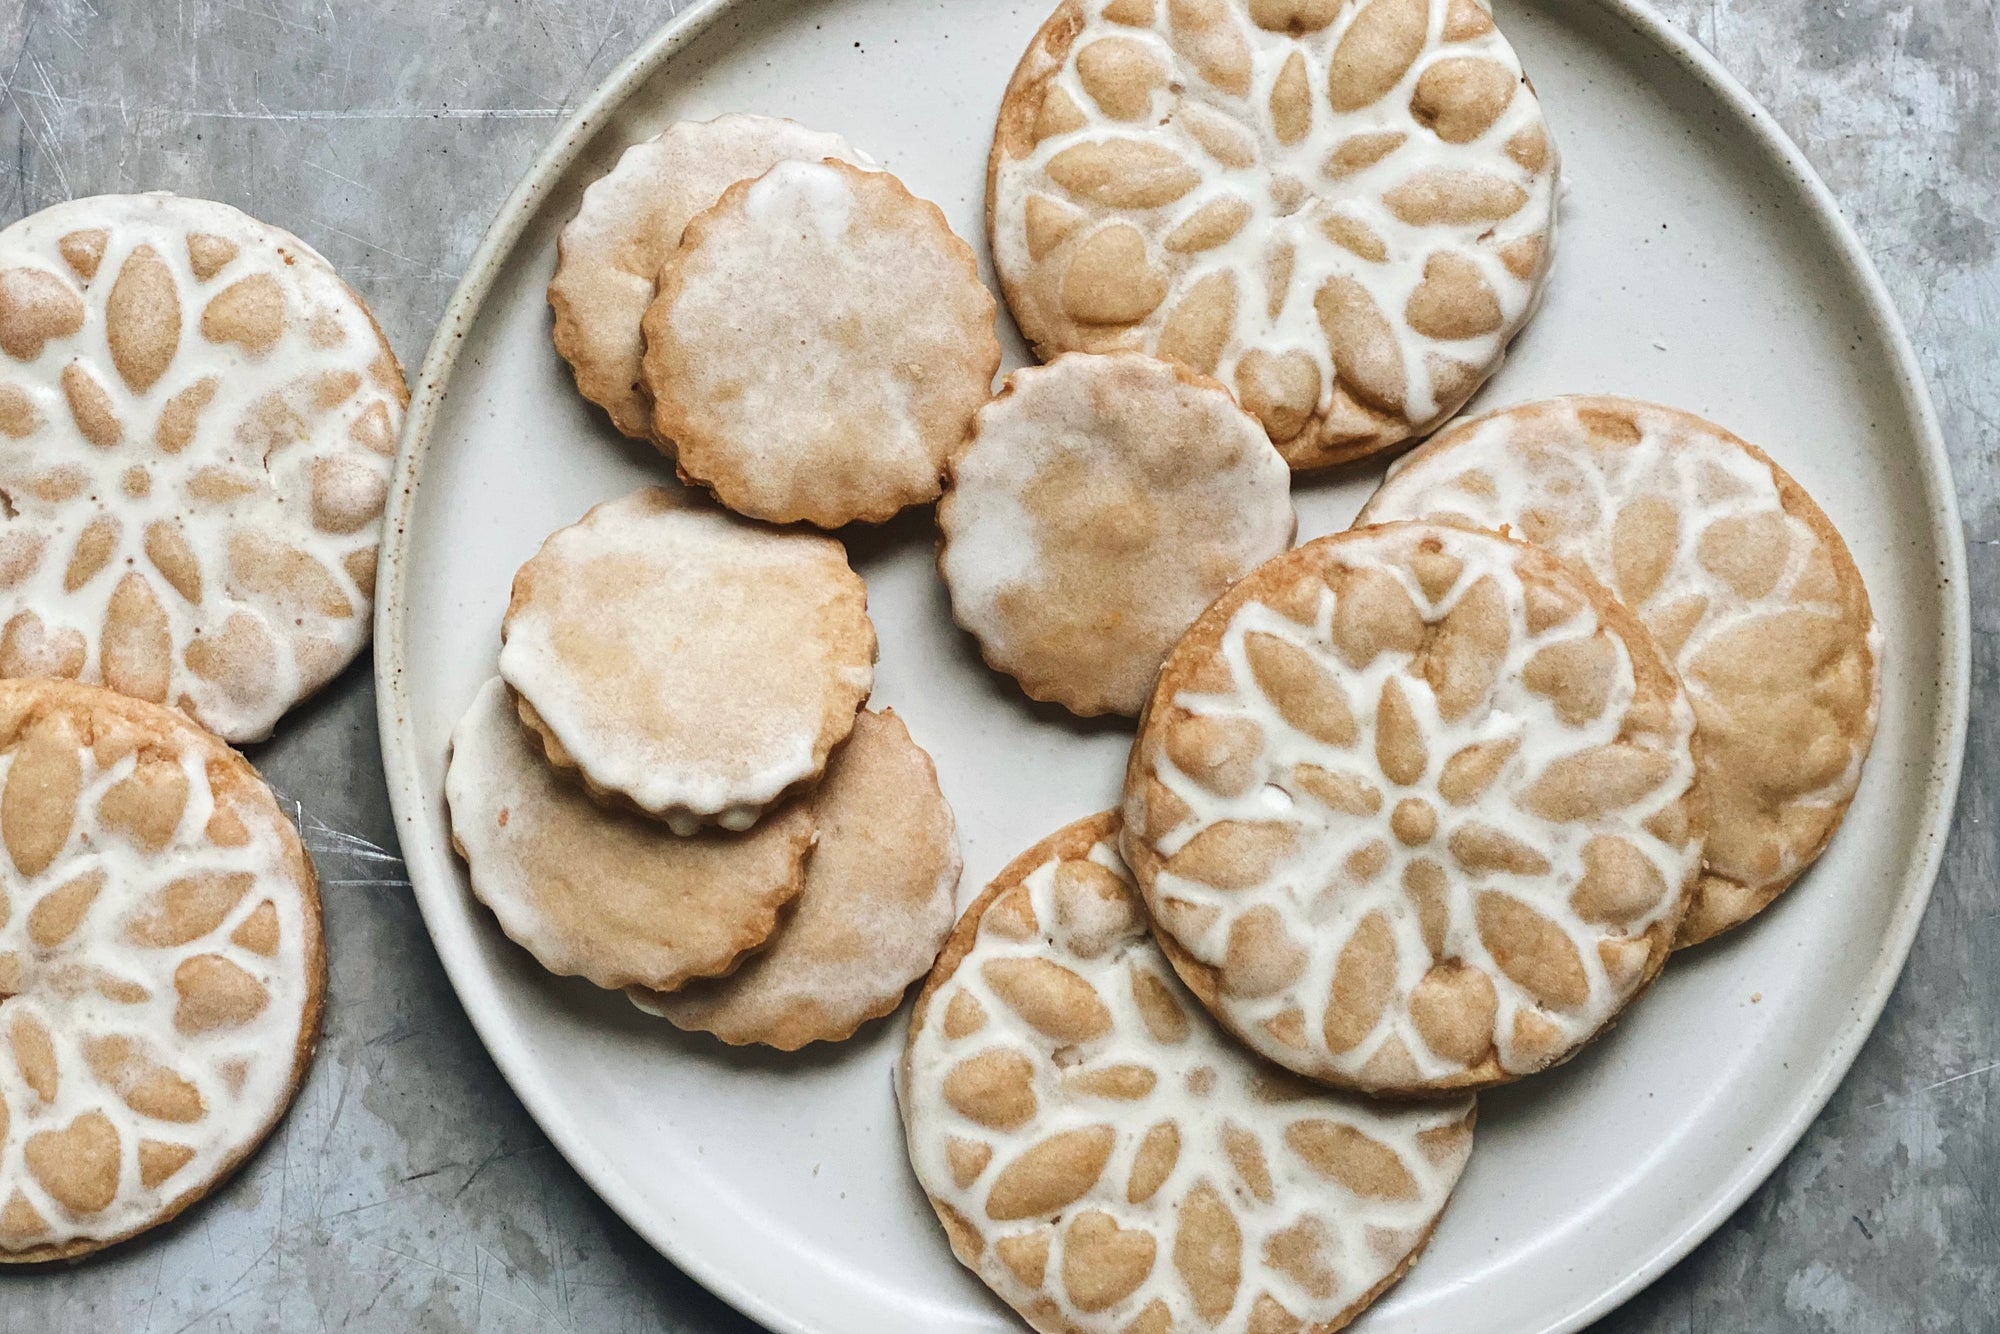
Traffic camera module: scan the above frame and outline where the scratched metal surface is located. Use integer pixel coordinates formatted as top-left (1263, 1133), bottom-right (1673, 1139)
top-left (0, 0), bottom-right (1990, 1329)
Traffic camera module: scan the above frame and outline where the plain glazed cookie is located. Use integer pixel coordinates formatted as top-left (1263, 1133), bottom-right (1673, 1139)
top-left (0, 193), bottom-right (407, 741)
top-left (900, 811), bottom-right (1473, 1334)
top-left (630, 709), bottom-right (961, 1049)
top-left (1356, 396), bottom-right (1880, 946)
top-left (445, 677), bottom-right (811, 992)
top-left (0, 679), bottom-right (323, 1262)
top-left (938, 353), bottom-right (1295, 717)
top-left (1122, 523), bottom-right (1704, 1094)
top-left (642, 160), bottom-right (1002, 528)
top-left (988, 0), bottom-right (1558, 470)
top-left (548, 114), bottom-right (870, 440)
top-left (496, 487), bottom-right (876, 833)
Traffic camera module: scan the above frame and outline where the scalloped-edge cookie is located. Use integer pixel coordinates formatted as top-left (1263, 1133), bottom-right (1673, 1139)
top-left (630, 709), bottom-right (961, 1049)
top-left (900, 810), bottom-right (1473, 1333)
top-left (549, 114), bottom-right (870, 441)
top-left (1123, 522), bottom-right (1705, 1094)
top-left (0, 193), bottom-right (407, 741)
top-left (496, 487), bottom-right (876, 833)
top-left (0, 678), bottom-right (323, 1263)
top-left (989, 0), bottom-right (1557, 470)
top-left (445, 676), bottom-right (811, 992)
top-left (1358, 395), bottom-right (1880, 945)
top-left (939, 352), bottom-right (1295, 717)
top-left (642, 160), bottom-right (1001, 528)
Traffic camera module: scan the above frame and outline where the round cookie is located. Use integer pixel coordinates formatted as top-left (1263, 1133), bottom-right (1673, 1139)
top-left (0, 679), bottom-right (323, 1262)
top-left (1356, 396), bottom-right (1880, 946)
top-left (0, 194), bottom-right (406, 742)
top-left (1122, 522), bottom-right (1704, 1095)
top-left (630, 709), bottom-right (961, 1049)
top-left (445, 676), bottom-right (811, 992)
top-left (900, 811), bottom-right (1473, 1334)
top-left (641, 160), bottom-right (1002, 528)
top-left (988, 0), bottom-right (1558, 471)
top-left (938, 353), bottom-right (1296, 717)
top-left (548, 114), bottom-right (870, 440)
top-left (496, 487), bottom-right (876, 833)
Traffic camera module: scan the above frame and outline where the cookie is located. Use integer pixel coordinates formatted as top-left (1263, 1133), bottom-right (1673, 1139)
top-left (548, 114), bottom-right (870, 440)
top-left (938, 353), bottom-right (1296, 717)
top-left (900, 811), bottom-right (1473, 1334)
top-left (1357, 396), bottom-right (1881, 946)
top-left (0, 678), bottom-right (323, 1262)
top-left (496, 487), bottom-right (876, 833)
top-left (641, 160), bottom-right (1002, 528)
top-left (988, 0), bottom-right (1558, 471)
top-left (629, 709), bottom-right (961, 1049)
top-left (445, 676), bottom-right (811, 992)
top-left (0, 192), bottom-right (407, 742)
top-left (1122, 522), bottom-right (1704, 1094)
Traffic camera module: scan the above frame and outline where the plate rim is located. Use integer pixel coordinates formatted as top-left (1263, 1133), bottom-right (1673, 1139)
top-left (372, 1), bottom-right (1973, 1330)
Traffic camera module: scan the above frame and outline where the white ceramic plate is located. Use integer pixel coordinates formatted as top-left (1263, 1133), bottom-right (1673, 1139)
top-left (375, 1), bottom-right (1970, 1330)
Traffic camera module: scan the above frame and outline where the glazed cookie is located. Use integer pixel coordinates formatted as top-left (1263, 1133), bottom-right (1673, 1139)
top-left (548, 114), bottom-right (870, 440)
top-left (445, 677), bottom-right (812, 992)
top-left (989, 0), bottom-right (1557, 470)
top-left (0, 193), bottom-right (406, 742)
top-left (0, 196), bottom-right (402, 740)
top-left (1358, 396), bottom-right (1880, 945)
top-left (938, 353), bottom-right (1295, 717)
top-left (496, 487), bottom-right (876, 833)
top-left (1122, 523), bottom-right (1704, 1094)
top-left (630, 709), bottom-right (961, 1049)
top-left (0, 679), bottom-right (323, 1262)
top-left (901, 811), bottom-right (1473, 1334)
top-left (642, 160), bottom-right (1002, 528)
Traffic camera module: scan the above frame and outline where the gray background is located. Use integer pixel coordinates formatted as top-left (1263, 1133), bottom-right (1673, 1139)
top-left (0, 0), bottom-right (1992, 1329)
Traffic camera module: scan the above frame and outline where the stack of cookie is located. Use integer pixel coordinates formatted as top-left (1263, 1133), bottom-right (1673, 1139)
top-left (445, 488), bottom-right (963, 1049)
top-left (0, 193), bottom-right (408, 1261)
top-left (448, 113), bottom-right (1020, 1048)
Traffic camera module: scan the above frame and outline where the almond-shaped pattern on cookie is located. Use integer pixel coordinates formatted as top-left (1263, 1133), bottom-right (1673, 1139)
top-left (901, 811), bottom-right (1473, 1333)
top-left (0, 679), bottom-right (322, 1262)
top-left (989, 0), bottom-right (1558, 470)
top-left (0, 193), bottom-right (406, 741)
top-left (1358, 395), bottom-right (1879, 946)
top-left (1123, 522), bottom-right (1704, 1094)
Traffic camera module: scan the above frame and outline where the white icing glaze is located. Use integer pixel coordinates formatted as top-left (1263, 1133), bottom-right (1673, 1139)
top-left (496, 488), bottom-right (875, 831)
top-left (745, 158), bottom-right (858, 240)
top-left (1358, 396), bottom-right (1882, 902)
top-left (991, 0), bottom-right (1558, 460)
top-left (900, 819), bottom-right (1471, 1331)
top-left (0, 193), bottom-right (403, 741)
top-left (1128, 524), bottom-right (1701, 1087)
top-left (0, 690), bottom-right (318, 1253)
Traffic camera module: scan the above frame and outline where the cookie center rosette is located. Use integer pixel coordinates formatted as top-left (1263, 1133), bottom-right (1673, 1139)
top-left (1358, 395), bottom-right (1881, 946)
top-left (1122, 522), bottom-right (1704, 1094)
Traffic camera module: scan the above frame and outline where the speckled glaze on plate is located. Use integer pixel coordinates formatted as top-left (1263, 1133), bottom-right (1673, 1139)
top-left (374, 2), bottom-right (1968, 1332)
